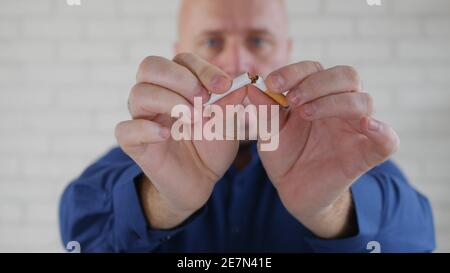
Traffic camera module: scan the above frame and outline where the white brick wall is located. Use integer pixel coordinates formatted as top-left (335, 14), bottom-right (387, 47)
top-left (0, 0), bottom-right (449, 252)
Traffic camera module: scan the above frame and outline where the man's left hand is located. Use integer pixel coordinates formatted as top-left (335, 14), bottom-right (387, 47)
top-left (248, 61), bottom-right (400, 239)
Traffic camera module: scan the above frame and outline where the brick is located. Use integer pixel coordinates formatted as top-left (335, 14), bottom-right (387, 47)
top-left (326, 41), bottom-right (391, 62)
top-left (54, 0), bottom-right (116, 17)
top-left (285, 0), bottom-right (321, 15)
top-left (424, 159), bottom-right (450, 180)
top-left (393, 0), bottom-right (450, 15)
top-left (0, 204), bottom-right (24, 225)
top-left (426, 65), bottom-right (450, 84)
top-left (25, 203), bottom-right (58, 224)
top-left (397, 40), bottom-right (450, 61)
top-left (0, 66), bottom-right (22, 83)
top-left (0, 182), bottom-right (63, 202)
top-left (291, 41), bottom-right (324, 61)
top-left (92, 111), bottom-right (130, 133)
top-left (0, 20), bottom-right (19, 38)
top-left (127, 41), bottom-right (175, 63)
top-left (0, 134), bottom-right (50, 155)
top-left (0, 42), bottom-right (56, 62)
top-left (0, 158), bottom-right (19, 176)
top-left (0, 226), bottom-right (61, 252)
top-left (22, 20), bottom-right (83, 39)
top-left (86, 20), bottom-right (150, 39)
top-left (290, 18), bottom-right (354, 38)
top-left (357, 18), bottom-right (421, 38)
top-left (20, 157), bottom-right (88, 180)
top-left (358, 64), bottom-right (425, 86)
top-left (0, 86), bottom-right (54, 109)
top-left (423, 110), bottom-right (450, 134)
top-left (146, 18), bottom-right (178, 40)
top-left (118, 0), bottom-right (180, 16)
top-left (54, 85), bottom-right (126, 109)
top-left (22, 64), bottom-right (89, 85)
top-left (398, 86), bottom-right (450, 109)
top-left (0, 0), bottom-right (51, 16)
top-left (49, 134), bottom-right (116, 156)
top-left (59, 42), bottom-right (123, 62)
top-left (397, 137), bottom-right (450, 158)
top-left (425, 18), bottom-right (450, 37)
top-left (89, 64), bottom-right (136, 85)
top-left (324, 0), bottom-right (388, 15)
top-left (23, 110), bottom-right (93, 132)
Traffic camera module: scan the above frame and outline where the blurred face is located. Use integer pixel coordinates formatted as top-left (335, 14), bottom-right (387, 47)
top-left (176, 0), bottom-right (292, 144)
top-left (176, 0), bottom-right (292, 78)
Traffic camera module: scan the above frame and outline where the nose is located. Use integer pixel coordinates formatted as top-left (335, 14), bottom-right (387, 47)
top-left (213, 39), bottom-right (253, 77)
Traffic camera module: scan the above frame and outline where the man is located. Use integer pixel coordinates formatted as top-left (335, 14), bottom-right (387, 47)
top-left (59, 0), bottom-right (435, 252)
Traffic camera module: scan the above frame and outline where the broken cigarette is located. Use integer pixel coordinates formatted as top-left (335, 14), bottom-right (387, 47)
top-left (249, 74), bottom-right (289, 108)
top-left (203, 73), bottom-right (289, 108)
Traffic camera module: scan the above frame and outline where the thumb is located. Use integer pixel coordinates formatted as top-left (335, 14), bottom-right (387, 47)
top-left (359, 116), bottom-right (400, 167)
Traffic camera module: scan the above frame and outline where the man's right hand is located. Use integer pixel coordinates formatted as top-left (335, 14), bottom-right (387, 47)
top-left (115, 53), bottom-right (241, 229)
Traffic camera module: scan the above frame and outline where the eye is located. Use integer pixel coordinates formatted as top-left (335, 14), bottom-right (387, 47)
top-left (248, 36), bottom-right (267, 48)
top-left (205, 37), bottom-right (223, 48)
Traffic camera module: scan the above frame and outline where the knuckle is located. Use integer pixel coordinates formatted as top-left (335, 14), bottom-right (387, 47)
top-left (176, 53), bottom-right (215, 80)
top-left (173, 52), bottom-right (196, 64)
top-left (129, 84), bottom-right (155, 116)
top-left (139, 56), bottom-right (161, 71)
top-left (114, 121), bottom-right (127, 142)
top-left (339, 65), bottom-right (361, 90)
top-left (293, 60), bottom-right (319, 75)
top-left (128, 84), bottom-right (143, 109)
top-left (173, 53), bottom-right (203, 91)
top-left (137, 55), bottom-right (165, 80)
top-left (377, 127), bottom-right (400, 158)
top-left (298, 60), bottom-right (322, 70)
top-left (386, 132), bottom-right (400, 156)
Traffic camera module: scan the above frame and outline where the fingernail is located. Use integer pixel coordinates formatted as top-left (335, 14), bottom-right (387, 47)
top-left (269, 74), bottom-right (284, 91)
top-left (303, 104), bottom-right (315, 117)
top-left (159, 127), bottom-right (170, 139)
top-left (368, 119), bottom-right (380, 132)
top-left (210, 75), bottom-right (228, 91)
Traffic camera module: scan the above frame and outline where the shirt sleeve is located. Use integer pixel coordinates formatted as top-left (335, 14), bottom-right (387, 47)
top-left (59, 147), bottom-right (207, 253)
top-left (304, 160), bottom-right (436, 253)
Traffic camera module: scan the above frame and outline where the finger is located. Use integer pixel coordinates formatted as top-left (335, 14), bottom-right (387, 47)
top-left (287, 65), bottom-right (362, 107)
top-left (297, 92), bottom-right (374, 121)
top-left (247, 85), bottom-right (289, 128)
top-left (128, 83), bottom-right (197, 120)
top-left (173, 53), bottom-right (232, 94)
top-left (115, 119), bottom-right (170, 150)
top-left (265, 61), bottom-right (323, 93)
top-left (359, 117), bottom-right (400, 167)
top-left (136, 56), bottom-right (208, 103)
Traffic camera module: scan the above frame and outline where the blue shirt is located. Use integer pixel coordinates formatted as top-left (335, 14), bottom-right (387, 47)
top-left (59, 143), bottom-right (435, 253)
